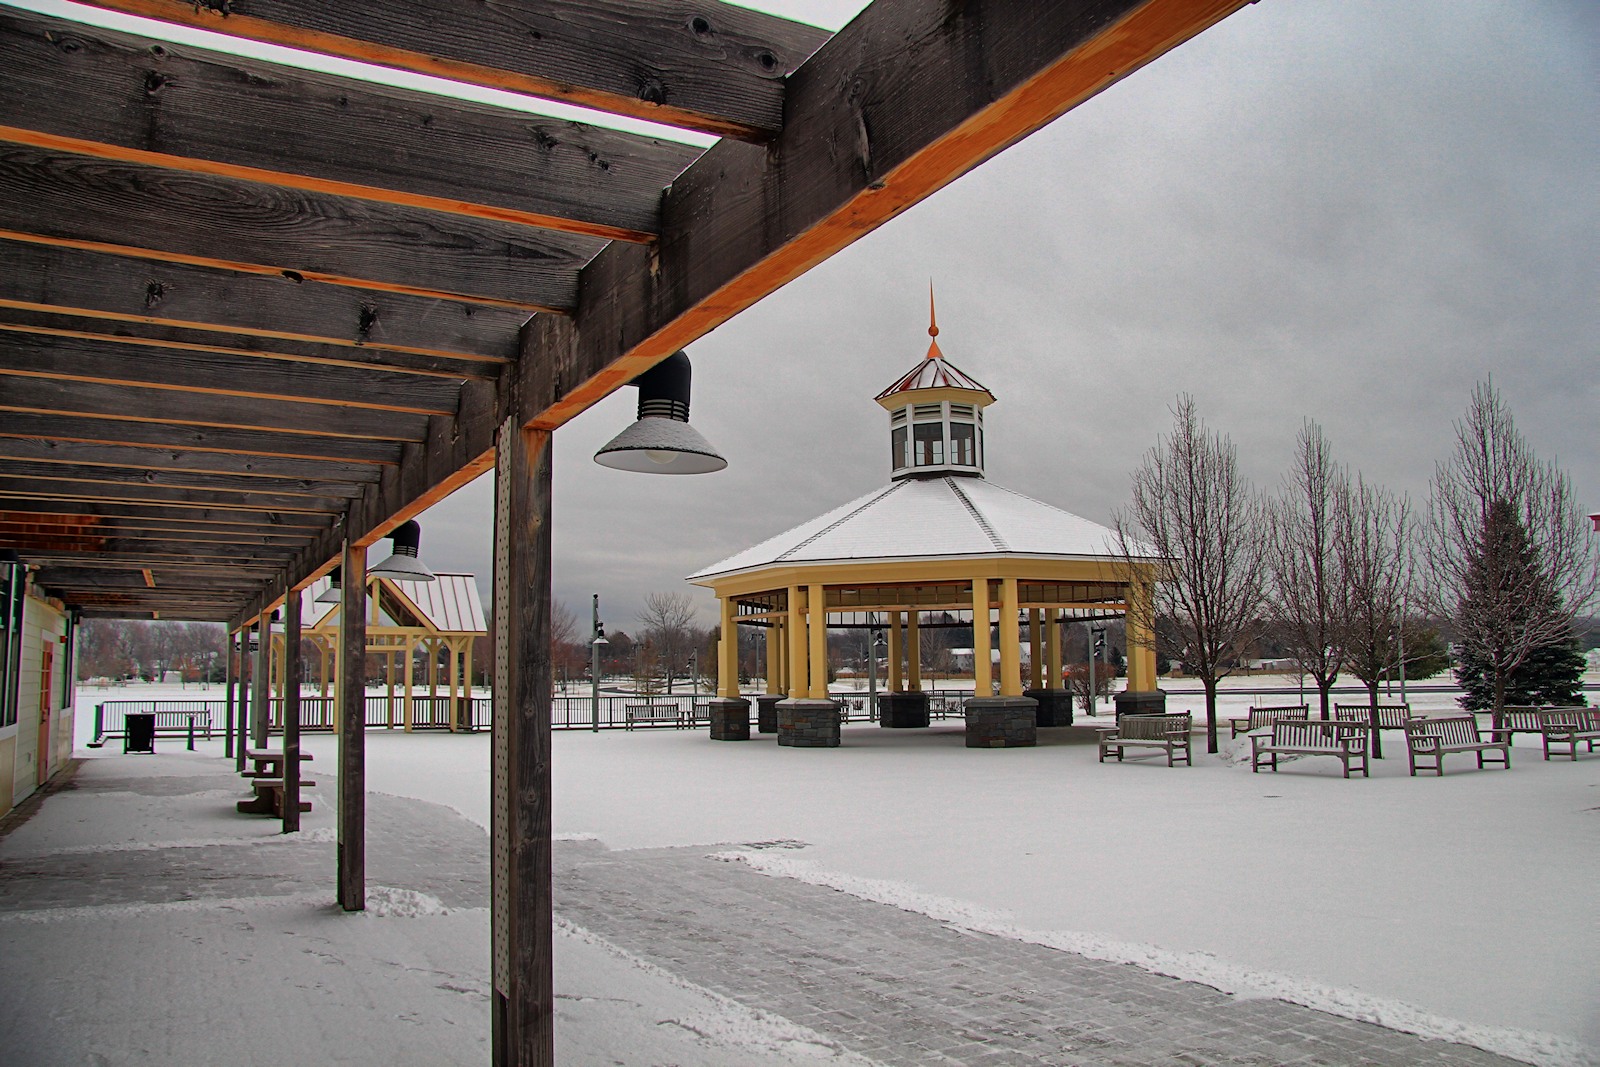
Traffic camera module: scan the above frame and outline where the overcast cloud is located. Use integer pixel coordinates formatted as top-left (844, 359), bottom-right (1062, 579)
top-left (372, 1), bottom-right (1597, 632)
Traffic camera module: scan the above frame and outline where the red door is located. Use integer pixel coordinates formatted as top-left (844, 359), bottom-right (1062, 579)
top-left (37, 645), bottom-right (53, 786)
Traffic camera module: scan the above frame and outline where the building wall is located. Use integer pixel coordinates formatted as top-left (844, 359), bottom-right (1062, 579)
top-left (6, 592), bottom-right (66, 814)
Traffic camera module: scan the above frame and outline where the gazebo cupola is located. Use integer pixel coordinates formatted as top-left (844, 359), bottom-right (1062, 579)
top-left (875, 291), bottom-right (996, 480)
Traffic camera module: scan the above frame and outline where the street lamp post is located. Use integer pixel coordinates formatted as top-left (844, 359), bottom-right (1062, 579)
top-left (867, 624), bottom-right (884, 720)
top-left (689, 649), bottom-right (698, 697)
top-left (1088, 625), bottom-right (1106, 717)
top-left (590, 594), bottom-right (608, 732)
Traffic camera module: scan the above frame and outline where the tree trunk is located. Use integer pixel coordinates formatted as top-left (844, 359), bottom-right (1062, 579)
top-left (1491, 668), bottom-right (1507, 739)
top-left (1367, 680), bottom-right (1383, 759)
top-left (1203, 680), bottom-right (1219, 754)
top-left (1317, 681), bottom-right (1332, 721)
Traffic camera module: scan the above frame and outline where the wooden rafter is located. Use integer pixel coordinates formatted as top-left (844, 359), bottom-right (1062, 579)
top-left (75, 0), bottom-right (832, 141)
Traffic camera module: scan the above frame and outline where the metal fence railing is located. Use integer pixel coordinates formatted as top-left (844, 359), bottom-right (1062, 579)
top-left (86, 686), bottom-right (998, 746)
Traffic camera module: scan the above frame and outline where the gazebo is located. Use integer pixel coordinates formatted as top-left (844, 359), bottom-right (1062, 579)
top-left (692, 300), bottom-right (1165, 748)
top-left (269, 573), bottom-right (487, 732)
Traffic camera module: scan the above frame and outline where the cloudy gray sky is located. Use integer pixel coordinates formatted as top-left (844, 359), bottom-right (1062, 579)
top-left (27, 0), bottom-right (1599, 634)
top-left (410, 0), bottom-right (1600, 634)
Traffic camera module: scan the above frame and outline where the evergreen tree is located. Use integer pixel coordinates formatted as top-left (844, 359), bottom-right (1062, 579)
top-left (1456, 630), bottom-right (1585, 709)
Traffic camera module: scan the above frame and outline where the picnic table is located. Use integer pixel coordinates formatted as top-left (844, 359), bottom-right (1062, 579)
top-left (243, 747), bottom-right (313, 778)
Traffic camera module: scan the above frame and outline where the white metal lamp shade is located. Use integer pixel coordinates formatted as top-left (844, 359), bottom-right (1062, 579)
top-left (369, 520), bottom-right (436, 583)
top-left (593, 350), bottom-right (726, 475)
top-left (314, 566), bottom-right (343, 604)
top-left (594, 416), bottom-right (727, 475)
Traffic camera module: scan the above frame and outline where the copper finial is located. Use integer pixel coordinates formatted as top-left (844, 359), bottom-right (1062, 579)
top-left (928, 282), bottom-right (939, 339)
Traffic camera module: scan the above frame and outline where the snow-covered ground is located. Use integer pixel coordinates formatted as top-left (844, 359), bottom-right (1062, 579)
top-left (43, 677), bottom-right (1600, 1065)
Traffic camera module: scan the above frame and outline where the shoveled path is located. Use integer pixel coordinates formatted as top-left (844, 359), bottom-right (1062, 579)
top-left (555, 840), bottom-right (1521, 1067)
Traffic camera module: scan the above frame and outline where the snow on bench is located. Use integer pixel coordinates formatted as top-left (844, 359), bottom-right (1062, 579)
top-left (1251, 719), bottom-right (1370, 778)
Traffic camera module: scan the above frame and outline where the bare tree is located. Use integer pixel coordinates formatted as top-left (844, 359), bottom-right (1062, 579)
top-left (550, 599), bottom-right (582, 691)
top-left (1423, 382), bottom-right (1600, 721)
top-left (1339, 473), bottom-right (1412, 757)
top-left (636, 591), bottom-right (699, 693)
top-left (1114, 396), bottom-right (1269, 753)
top-left (1265, 421), bottom-right (1348, 720)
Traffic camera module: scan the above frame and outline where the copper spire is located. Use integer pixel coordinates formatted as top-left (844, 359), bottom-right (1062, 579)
top-left (926, 281), bottom-right (943, 360)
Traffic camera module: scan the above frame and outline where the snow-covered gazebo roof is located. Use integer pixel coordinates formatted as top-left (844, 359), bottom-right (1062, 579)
top-left (691, 476), bottom-right (1129, 583)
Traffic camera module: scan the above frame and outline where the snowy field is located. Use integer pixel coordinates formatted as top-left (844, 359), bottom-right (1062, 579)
top-left (38, 678), bottom-right (1600, 1065)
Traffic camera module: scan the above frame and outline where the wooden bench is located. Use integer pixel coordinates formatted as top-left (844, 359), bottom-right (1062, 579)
top-left (624, 703), bottom-right (684, 730)
top-left (1096, 713), bottom-right (1191, 767)
top-left (1228, 704), bottom-right (1307, 739)
top-left (1333, 703), bottom-right (1412, 731)
top-left (1404, 716), bottom-right (1511, 776)
top-left (1495, 706), bottom-right (1543, 745)
top-left (1251, 719), bottom-right (1370, 778)
top-left (1539, 707), bottom-right (1600, 761)
top-left (236, 777), bottom-right (316, 816)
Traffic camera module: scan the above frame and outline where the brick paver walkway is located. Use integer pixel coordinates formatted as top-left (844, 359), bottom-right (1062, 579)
top-left (1, 760), bottom-right (1527, 1066)
top-left (554, 841), bottom-right (1520, 1067)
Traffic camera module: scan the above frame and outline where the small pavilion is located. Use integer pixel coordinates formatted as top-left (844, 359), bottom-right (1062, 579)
top-left (691, 298), bottom-right (1165, 748)
top-left (268, 573), bottom-right (487, 732)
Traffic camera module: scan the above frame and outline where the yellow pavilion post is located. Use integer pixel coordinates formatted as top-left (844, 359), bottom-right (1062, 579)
top-left (971, 579), bottom-right (992, 697)
top-left (997, 577), bottom-right (1021, 698)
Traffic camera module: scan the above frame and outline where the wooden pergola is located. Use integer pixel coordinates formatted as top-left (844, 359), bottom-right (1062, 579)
top-left (0, 1), bottom-right (1252, 1060)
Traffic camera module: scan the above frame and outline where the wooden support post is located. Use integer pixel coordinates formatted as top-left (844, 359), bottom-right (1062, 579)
top-left (998, 578), bottom-right (1021, 698)
top-left (807, 583), bottom-right (827, 700)
top-left (235, 623), bottom-right (250, 773)
top-left (252, 609), bottom-right (271, 748)
top-left (490, 419), bottom-right (555, 1067)
top-left (282, 582), bottom-right (302, 834)
top-left (223, 629), bottom-right (236, 761)
top-left (1126, 577), bottom-right (1157, 692)
top-left (972, 580), bottom-right (992, 698)
top-left (338, 540), bottom-right (366, 911)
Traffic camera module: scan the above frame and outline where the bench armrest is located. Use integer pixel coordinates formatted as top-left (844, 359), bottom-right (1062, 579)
top-left (1409, 734), bottom-right (1441, 751)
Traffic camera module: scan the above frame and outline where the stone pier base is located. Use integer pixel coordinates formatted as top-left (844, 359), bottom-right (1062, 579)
top-left (754, 694), bottom-right (784, 734)
top-left (777, 699), bottom-right (841, 748)
top-left (1114, 689), bottom-right (1168, 719)
top-left (1024, 688), bottom-right (1073, 727)
top-left (707, 697), bottom-right (751, 741)
top-left (964, 697), bottom-right (1038, 748)
top-left (880, 691), bottom-right (930, 729)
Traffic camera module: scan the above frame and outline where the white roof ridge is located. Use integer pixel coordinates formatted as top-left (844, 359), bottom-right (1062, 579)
top-left (944, 477), bottom-right (1008, 551)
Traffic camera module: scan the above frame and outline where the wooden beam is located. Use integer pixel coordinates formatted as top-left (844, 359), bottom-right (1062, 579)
top-left (0, 412), bottom-right (400, 465)
top-left (521, 0), bottom-right (1253, 427)
top-left (0, 460), bottom-right (364, 501)
top-left (76, 0), bottom-right (830, 142)
top-left (0, 146), bottom-right (603, 309)
top-left (0, 11), bottom-right (698, 244)
top-left (0, 308), bottom-right (501, 380)
top-left (0, 326), bottom-right (465, 416)
top-left (5, 536), bottom-right (300, 561)
top-left (1, 519), bottom-right (314, 548)
top-left (0, 478), bottom-right (346, 514)
top-left (0, 498), bottom-right (334, 530)
top-left (0, 240), bottom-right (523, 360)
top-left (0, 438), bottom-right (385, 484)
top-left (33, 566), bottom-right (284, 590)
top-left (0, 375), bottom-right (429, 441)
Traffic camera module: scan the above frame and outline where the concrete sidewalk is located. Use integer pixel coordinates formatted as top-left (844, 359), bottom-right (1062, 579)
top-left (0, 751), bottom-right (1529, 1066)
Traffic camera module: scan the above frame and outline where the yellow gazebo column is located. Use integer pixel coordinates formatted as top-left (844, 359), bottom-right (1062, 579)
top-left (886, 611), bottom-right (902, 692)
top-left (765, 619), bottom-right (782, 695)
top-left (971, 579), bottom-right (992, 697)
top-left (1027, 608), bottom-right (1042, 691)
top-left (807, 583), bottom-right (828, 700)
top-left (1126, 577), bottom-right (1158, 693)
top-left (907, 611), bottom-right (921, 692)
top-left (787, 585), bottom-right (806, 698)
top-left (718, 596), bottom-right (738, 698)
top-left (403, 635), bottom-right (415, 731)
top-left (997, 577), bottom-right (1022, 698)
top-left (1045, 608), bottom-right (1062, 687)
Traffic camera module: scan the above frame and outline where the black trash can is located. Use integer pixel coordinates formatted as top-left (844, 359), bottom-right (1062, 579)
top-left (124, 712), bottom-right (156, 753)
